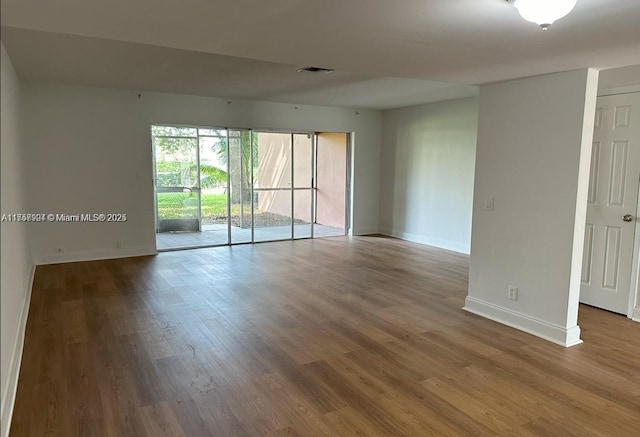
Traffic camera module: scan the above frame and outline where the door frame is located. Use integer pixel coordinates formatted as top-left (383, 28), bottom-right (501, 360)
top-left (628, 181), bottom-right (640, 320)
top-left (346, 132), bottom-right (353, 236)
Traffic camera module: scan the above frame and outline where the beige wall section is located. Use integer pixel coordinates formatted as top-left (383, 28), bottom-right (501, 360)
top-left (256, 132), bottom-right (291, 219)
top-left (293, 134), bottom-right (313, 222)
top-left (1, 43), bottom-right (33, 437)
top-left (316, 133), bottom-right (347, 229)
top-left (239, 131), bottom-right (345, 228)
top-left (256, 133), bottom-right (312, 222)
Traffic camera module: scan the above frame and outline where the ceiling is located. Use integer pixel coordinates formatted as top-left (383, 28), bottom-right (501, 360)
top-left (0, 27), bottom-right (478, 110)
top-left (2, 0), bottom-right (640, 109)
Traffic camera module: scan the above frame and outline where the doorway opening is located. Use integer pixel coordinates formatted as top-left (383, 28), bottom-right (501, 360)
top-left (152, 125), bottom-right (350, 250)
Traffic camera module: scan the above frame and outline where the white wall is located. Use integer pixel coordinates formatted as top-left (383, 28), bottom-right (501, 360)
top-left (22, 83), bottom-right (382, 263)
top-left (1, 44), bottom-right (33, 437)
top-left (379, 98), bottom-right (478, 254)
top-left (465, 69), bottom-right (599, 347)
top-left (635, 219), bottom-right (640, 320)
top-left (598, 64), bottom-right (640, 93)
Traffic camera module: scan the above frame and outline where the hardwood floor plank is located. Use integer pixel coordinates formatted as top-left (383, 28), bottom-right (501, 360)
top-left (140, 402), bottom-right (186, 437)
top-left (253, 372), bottom-right (333, 435)
top-left (420, 376), bottom-right (525, 434)
top-left (153, 356), bottom-right (219, 436)
top-left (322, 351), bottom-right (462, 436)
top-left (241, 334), bottom-right (348, 415)
top-left (302, 360), bottom-right (417, 436)
top-left (322, 406), bottom-right (385, 437)
top-left (63, 342), bottom-right (106, 436)
top-left (342, 349), bottom-right (497, 436)
top-left (9, 236), bottom-right (640, 436)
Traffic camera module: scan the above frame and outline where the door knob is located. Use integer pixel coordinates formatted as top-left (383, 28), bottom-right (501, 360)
top-left (623, 214), bottom-right (634, 222)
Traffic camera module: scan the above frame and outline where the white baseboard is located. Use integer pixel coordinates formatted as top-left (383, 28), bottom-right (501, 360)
top-left (632, 306), bottom-right (640, 323)
top-left (35, 245), bottom-right (157, 265)
top-left (379, 228), bottom-right (470, 255)
top-left (463, 296), bottom-right (583, 347)
top-left (1, 263), bottom-right (35, 437)
top-left (352, 226), bottom-right (380, 236)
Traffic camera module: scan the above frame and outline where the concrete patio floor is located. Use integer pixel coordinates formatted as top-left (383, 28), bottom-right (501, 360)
top-left (156, 223), bottom-right (345, 250)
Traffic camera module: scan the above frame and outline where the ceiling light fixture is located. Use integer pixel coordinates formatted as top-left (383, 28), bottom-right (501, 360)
top-left (507, 0), bottom-right (577, 31)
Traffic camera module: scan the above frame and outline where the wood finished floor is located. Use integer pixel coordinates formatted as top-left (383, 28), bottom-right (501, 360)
top-left (10, 236), bottom-right (640, 436)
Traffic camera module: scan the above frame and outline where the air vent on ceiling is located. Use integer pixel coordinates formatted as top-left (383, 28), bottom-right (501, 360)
top-left (297, 66), bottom-right (335, 74)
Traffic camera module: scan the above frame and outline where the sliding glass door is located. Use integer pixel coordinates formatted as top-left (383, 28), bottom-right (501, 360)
top-left (153, 125), bottom-right (335, 250)
top-left (153, 126), bottom-right (229, 249)
top-left (152, 126), bottom-right (201, 236)
top-left (228, 130), bottom-right (253, 244)
top-left (253, 132), bottom-right (293, 242)
top-left (251, 131), bottom-right (315, 242)
top-left (198, 128), bottom-right (230, 246)
top-left (293, 133), bottom-right (314, 239)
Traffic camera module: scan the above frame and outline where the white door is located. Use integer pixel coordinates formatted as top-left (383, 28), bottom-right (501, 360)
top-left (581, 92), bottom-right (640, 314)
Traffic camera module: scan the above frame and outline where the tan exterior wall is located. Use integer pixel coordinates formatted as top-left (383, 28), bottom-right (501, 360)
top-left (256, 133), bottom-right (312, 222)
top-left (292, 134), bottom-right (313, 222)
top-left (316, 132), bottom-right (347, 229)
top-left (255, 132), bottom-right (345, 228)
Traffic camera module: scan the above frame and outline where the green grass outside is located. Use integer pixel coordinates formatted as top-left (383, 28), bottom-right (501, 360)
top-left (157, 192), bottom-right (241, 219)
top-left (157, 191), bottom-right (304, 228)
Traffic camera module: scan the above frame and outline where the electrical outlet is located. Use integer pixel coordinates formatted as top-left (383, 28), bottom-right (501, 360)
top-left (116, 240), bottom-right (123, 249)
top-left (508, 286), bottom-right (519, 301)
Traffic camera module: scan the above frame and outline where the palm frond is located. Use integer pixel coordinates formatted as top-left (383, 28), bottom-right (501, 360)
top-left (197, 164), bottom-right (228, 188)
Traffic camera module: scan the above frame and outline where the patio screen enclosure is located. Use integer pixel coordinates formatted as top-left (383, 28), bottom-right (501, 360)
top-left (152, 125), bottom-right (348, 250)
